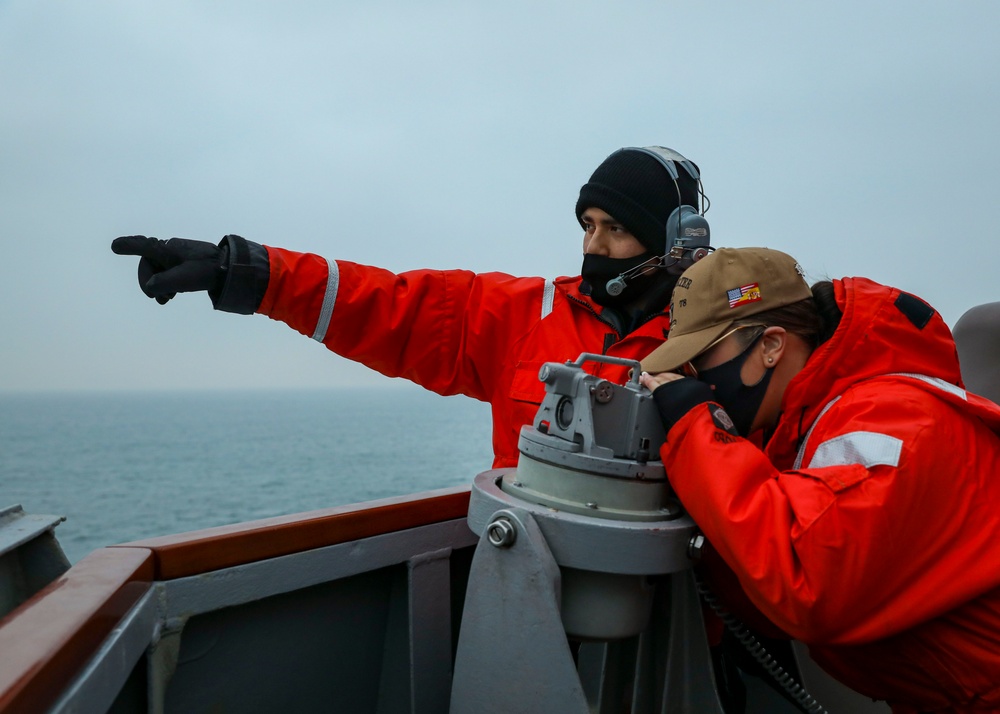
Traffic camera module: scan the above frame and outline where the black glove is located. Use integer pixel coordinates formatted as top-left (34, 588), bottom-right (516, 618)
top-left (111, 236), bottom-right (225, 305)
top-left (651, 377), bottom-right (716, 432)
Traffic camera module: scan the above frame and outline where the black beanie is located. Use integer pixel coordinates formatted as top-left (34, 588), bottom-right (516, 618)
top-left (575, 148), bottom-right (701, 255)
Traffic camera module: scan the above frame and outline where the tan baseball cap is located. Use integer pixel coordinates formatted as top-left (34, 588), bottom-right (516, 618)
top-left (640, 247), bottom-right (812, 374)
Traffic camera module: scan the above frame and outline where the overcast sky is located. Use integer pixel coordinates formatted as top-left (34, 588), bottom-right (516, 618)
top-left (1, 1), bottom-right (997, 392)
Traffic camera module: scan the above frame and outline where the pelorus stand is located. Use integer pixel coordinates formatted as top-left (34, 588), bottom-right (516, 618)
top-left (450, 355), bottom-right (727, 714)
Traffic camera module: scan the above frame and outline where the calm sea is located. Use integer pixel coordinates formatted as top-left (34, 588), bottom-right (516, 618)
top-left (0, 387), bottom-right (494, 564)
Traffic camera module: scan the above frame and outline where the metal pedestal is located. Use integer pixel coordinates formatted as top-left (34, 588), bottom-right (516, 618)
top-left (451, 471), bottom-right (726, 714)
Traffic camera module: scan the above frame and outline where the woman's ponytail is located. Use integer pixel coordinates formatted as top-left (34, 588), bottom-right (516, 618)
top-left (810, 281), bottom-right (842, 346)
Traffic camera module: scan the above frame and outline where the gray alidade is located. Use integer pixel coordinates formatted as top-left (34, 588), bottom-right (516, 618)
top-left (505, 352), bottom-right (680, 522)
top-left (465, 353), bottom-right (697, 643)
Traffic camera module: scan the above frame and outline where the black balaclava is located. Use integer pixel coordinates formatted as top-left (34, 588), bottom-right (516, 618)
top-left (576, 148), bottom-right (700, 313)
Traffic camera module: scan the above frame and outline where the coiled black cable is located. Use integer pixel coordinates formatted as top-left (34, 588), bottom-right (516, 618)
top-left (693, 570), bottom-right (829, 714)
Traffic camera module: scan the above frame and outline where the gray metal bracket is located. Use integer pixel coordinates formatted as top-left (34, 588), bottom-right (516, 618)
top-left (658, 572), bottom-right (727, 713)
top-left (450, 508), bottom-right (590, 713)
top-left (0, 504), bottom-right (69, 619)
top-left (453, 500), bottom-right (728, 714)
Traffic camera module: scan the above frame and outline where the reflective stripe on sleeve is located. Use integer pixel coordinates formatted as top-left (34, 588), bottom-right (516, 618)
top-left (541, 279), bottom-right (555, 320)
top-left (793, 373), bottom-right (964, 470)
top-left (892, 373), bottom-right (968, 401)
top-left (311, 259), bottom-right (340, 343)
top-left (806, 431), bottom-right (903, 470)
top-left (793, 397), bottom-right (841, 469)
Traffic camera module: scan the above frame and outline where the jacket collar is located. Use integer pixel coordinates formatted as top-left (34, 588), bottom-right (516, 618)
top-left (560, 276), bottom-right (671, 339)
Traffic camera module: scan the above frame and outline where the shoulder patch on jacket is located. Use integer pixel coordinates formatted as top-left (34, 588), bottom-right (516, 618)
top-left (709, 404), bottom-right (739, 436)
top-left (894, 292), bottom-right (935, 330)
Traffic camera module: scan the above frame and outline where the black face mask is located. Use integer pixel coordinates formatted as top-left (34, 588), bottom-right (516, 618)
top-left (697, 334), bottom-right (774, 437)
top-left (580, 252), bottom-right (662, 309)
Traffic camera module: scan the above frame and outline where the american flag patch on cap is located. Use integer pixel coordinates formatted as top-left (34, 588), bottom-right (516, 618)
top-left (727, 283), bottom-right (762, 308)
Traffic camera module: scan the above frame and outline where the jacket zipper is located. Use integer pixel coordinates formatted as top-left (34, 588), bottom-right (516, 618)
top-left (567, 294), bottom-right (621, 353)
top-left (566, 295), bottom-right (670, 353)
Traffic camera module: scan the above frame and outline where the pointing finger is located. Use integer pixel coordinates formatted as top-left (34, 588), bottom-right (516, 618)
top-left (111, 235), bottom-right (160, 257)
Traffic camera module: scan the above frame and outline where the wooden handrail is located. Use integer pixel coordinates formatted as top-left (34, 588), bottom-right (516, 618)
top-left (0, 486), bottom-right (474, 711)
top-left (115, 485), bottom-right (473, 580)
top-left (0, 547), bottom-right (153, 713)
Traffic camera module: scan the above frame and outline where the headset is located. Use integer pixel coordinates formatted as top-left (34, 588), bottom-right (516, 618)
top-left (605, 146), bottom-right (712, 297)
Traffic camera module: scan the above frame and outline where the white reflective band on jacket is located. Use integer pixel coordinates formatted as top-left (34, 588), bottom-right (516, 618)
top-left (541, 279), bottom-right (555, 320)
top-left (312, 259), bottom-right (340, 343)
top-left (793, 373), bottom-right (968, 470)
top-left (809, 431), bottom-right (903, 470)
top-left (311, 264), bottom-right (556, 342)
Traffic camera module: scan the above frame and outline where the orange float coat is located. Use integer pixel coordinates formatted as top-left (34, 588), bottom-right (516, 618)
top-left (256, 246), bottom-right (674, 467)
top-left (661, 277), bottom-right (1000, 712)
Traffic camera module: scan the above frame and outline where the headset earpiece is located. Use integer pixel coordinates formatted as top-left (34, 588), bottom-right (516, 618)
top-left (628, 146), bottom-right (711, 268)
top-left (664, 205), bottom-right (711, 274)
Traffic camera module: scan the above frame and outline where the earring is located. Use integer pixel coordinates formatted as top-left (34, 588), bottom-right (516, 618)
top-left (767, 357), bottom-right (774, 364)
